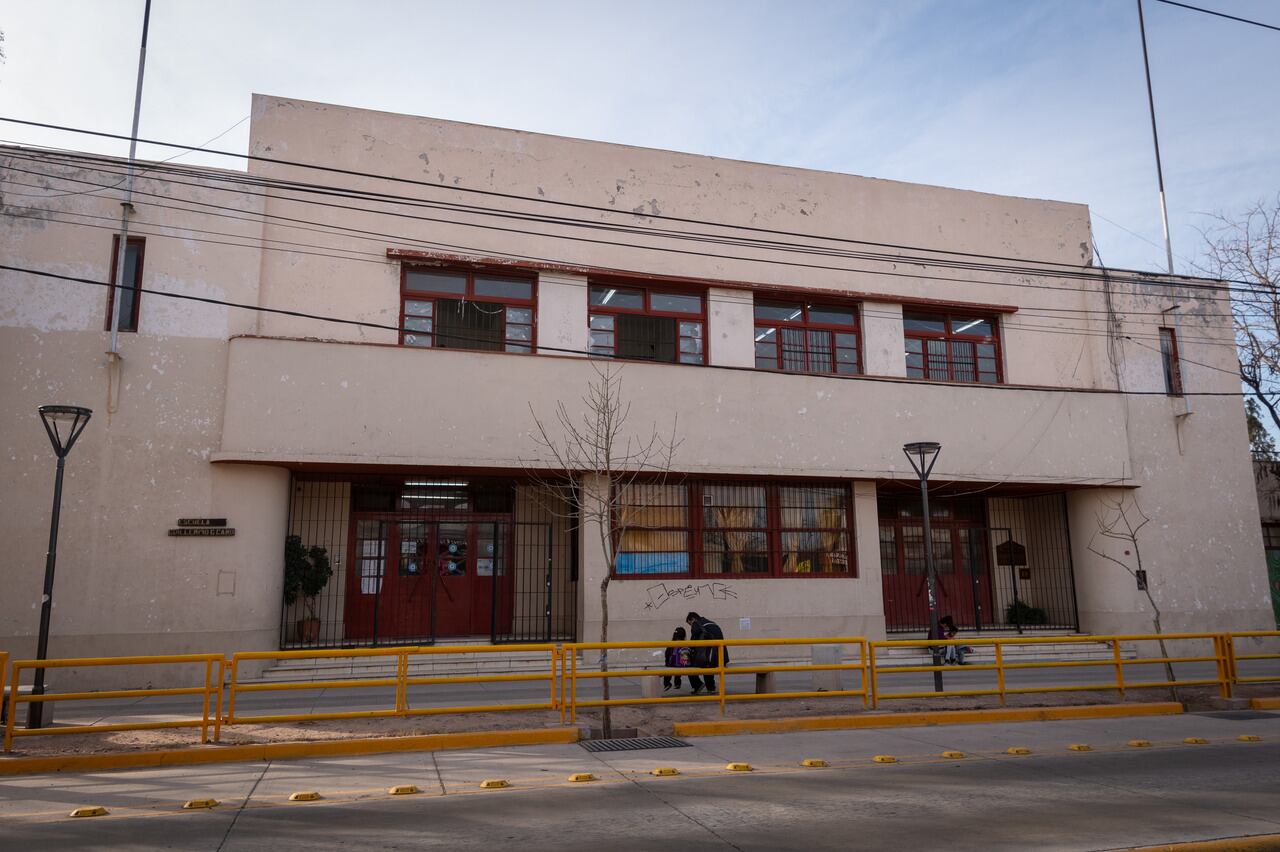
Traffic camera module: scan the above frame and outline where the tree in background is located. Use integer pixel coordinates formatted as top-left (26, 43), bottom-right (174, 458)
top-left (1247, 398), bottom-right (1278, 460)
top-left (1201, 197), bottom-right (1280, 433)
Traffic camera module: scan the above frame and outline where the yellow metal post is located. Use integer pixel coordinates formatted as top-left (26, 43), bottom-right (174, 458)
top-left (860, 640), bottom-right (870, 709)
top-left (995, 642), bottom-right (1006, 707)
top-left (1113, 639), bottom-right (1126, 698)
top-left (868, 643), bottom-right (879, 710)
top-left (200, 658), bottom-right (213, 744)
top-left (570, 649), bottom-right (578, 724)
top-left (3, 659), bottom-right (16, 752)
top-left (718, 640), bottom-right (726, 717)
top-left (213, 658), bottom-right (225, 742)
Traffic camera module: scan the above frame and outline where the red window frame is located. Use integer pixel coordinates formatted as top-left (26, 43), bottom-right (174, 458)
top-left (903, 310), bottom-right (1002, 384)
top-left (104, 235), bottom-right (144, 333)
top-left (399, 265), bottom-right (537, 353)
top-left (753, 300), bottom-right (861, 375)
top-left (610, 481), bottom-right (856, 580)
top-left (587, 281), bottom-right (706, 365)
top-left (1158, 327), bottom-right (1183, 396)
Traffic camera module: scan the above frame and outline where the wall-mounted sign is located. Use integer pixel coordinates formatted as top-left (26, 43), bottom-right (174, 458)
top-left (169, 518), bottom-right (235, 537)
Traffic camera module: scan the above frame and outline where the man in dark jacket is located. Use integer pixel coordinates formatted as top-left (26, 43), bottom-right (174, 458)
top-left (686, 612), bottom-right (729, 695)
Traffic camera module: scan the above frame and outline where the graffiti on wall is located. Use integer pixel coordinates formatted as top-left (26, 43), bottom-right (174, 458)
top-left (643, 581), bottom-right (738, 611)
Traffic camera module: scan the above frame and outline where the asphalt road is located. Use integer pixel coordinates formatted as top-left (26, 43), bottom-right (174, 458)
top-left (3, 712), bottom-right (1278, 851)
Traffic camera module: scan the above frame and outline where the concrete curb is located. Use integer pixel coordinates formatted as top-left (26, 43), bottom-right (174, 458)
top-left (673, 702), bottom-right (1184, 737)
top-left (1119, 833), bottom-right (1280, 851)
top-left (1248, 697), bottom-right (1280, 710)
top-left (0, 727), bottom-right (578, 776)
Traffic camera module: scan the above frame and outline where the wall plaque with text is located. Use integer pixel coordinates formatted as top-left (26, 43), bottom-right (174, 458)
top-left (169, 518), bottom-right (235, 537)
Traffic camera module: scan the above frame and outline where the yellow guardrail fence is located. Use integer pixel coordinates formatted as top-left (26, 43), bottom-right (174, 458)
top-left (560, 637), bottom-right (870, 723)
top-left (222, 643), bottom-right (560, 732)
top-left (1225, 631), bottom-right (1280, 686)
top-left (0, 630), bottom-right (1275, 751)
top-left (3, 653), bottom-right (223, 752)
top-left (869, 633), bottom-right (1233, 709)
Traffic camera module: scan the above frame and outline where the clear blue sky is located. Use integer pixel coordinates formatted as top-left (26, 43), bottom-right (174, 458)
top-left (1, 0), bottom-right (1277, 273)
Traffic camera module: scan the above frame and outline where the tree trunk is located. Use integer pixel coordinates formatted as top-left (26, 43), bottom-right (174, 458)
top-left (1147, 597), bottom-right (1179, 702)
top-left (599, 575), bottom-right (611, 738)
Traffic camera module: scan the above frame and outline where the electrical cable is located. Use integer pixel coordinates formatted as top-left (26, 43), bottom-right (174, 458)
top-left (1152, 0), bottom-right (1280, 32)
top-left (0, 261), bottom-right (1256, 397)
top-left (0, 116), bottom-right (1259, 294)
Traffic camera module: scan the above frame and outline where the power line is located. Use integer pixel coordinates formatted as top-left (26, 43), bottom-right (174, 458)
top-left (2, 150), bottom-right (1258, 319)
top-left (2, 182), bottom-right (1241, 348)
top-left (0, 261), bottom-right (1254, 397)
top-left (1153, 0), bottom-right (1280, 32)
top-left (0, 116), bottom-right (1251, 294)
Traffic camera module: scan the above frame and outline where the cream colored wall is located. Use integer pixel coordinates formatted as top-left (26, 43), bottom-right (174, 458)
top-left (536, 272), bottom-right (587, 356)
top-left (0, 152), bottom-right (286, 686)
top-left (707, 287), bottom-right (754, 368)
top-left (862, 301), bottom-right (906, 378)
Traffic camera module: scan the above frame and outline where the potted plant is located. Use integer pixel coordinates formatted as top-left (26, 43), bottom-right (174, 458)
top-left (283, 535), bottom-right (332, 643)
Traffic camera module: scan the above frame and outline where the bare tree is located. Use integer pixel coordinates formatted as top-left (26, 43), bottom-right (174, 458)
top-left (1201, 196), bottom-right (1280, 432)
top-left (1085, 494), bottom-right (1178, 697)
top-left (525, 363), bottom-right (680, 737)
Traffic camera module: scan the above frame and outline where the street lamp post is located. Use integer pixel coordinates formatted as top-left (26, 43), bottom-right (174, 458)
top-left (29, 405), bottom-right (93, 729)
top-left (903, 441), bottom-right (944, 693)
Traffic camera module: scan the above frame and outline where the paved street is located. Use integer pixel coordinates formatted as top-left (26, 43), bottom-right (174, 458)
top-left (2, 711), bottom-right (1278, 851)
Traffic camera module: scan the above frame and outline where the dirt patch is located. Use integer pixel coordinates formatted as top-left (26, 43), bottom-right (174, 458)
top-left (3, 684), bottom-right (1273, 760)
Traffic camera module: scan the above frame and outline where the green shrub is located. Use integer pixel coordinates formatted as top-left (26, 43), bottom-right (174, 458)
top-left (283, 534), bottom-right (332, 619)
top-left (1005, 599), bottom-right (1048, 626)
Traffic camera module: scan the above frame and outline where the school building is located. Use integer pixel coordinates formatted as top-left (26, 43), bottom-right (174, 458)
top-left (1, 95), bottom-right (1274, 681)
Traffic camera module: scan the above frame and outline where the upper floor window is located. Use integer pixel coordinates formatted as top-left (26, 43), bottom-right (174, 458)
top-left (401, 268), bottom-right (535, 353)
top-left (903, 311), bottom-right (1000, 384)
top-left (588, 284), bottom-right (705, 365)
top-left (754, 301), bottom-right (860, 375)
top-left (105, 236), bottom-right (144, 333)
top-left (1158, 327), bottom-right (1183, 396)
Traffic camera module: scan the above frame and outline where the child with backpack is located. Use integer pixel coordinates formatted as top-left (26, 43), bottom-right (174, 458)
top-left (663, 627), bottom-right (691, 692)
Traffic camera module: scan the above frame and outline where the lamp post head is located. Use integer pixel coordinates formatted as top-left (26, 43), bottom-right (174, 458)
top-left (38, 405), bottom-right (92, 458)
top-left (902, 441), bottom-right (942, 480)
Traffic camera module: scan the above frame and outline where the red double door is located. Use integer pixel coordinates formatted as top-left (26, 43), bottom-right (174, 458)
top-left (344, 517), bottom-right (512, 641)
top-left (880, 524), bottom-right (994, 631)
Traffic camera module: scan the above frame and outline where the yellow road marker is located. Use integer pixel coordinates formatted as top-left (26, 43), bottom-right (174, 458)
top-left (387, 785), bottom-right (419, 796)
top-left (182, 799), bottom-right (219, 810)
top-left (1183, 737), bottom-right (1208, 745)
top-left (725, 762), bottom-right (753, 772)
top-left (801, 759), bottom-right (829, 768)
top-left (941, 751), bottom-right (965, 759)
top-left (69, 806), bottom-right (108, 818)
top-left (1127, 740), bottom-right (1152, 748)
top-left (288, 791), bottom-right (321, 802)
top-left (1006, 747), bottom-right (1031, 755)
top-left (480, 779), bottom-right (509, 789)
top-left (1238, 734), bottom-right (1261, 742)
top-left (1068, 744), bottom-right (1092, 752)
top-left (873, 755), bottom-right (898, 764)
top-left (568, 773), bottom-right (596, 783)
top-left (650, 767), bottom-right (679, 776)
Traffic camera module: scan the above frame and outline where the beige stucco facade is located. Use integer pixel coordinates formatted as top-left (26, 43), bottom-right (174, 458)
top-left (1, 94), bottom-right (1273, 686)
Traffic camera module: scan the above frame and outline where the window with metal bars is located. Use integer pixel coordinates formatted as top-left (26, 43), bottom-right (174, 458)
top-left (588, 283), bottom-right (705, 364)
top-left (1158, 327), bottom-right (1183, 396)
top-left (903, 311), bottom-right (1001, 383)
top-left (613, 481), bottom-right (854, 578)
top-left (105, 236), bottom-right (144, 333)
top-left (753, 301), bottom-right (860, 375)
top-left (400, 267), bottom-right (535, 353)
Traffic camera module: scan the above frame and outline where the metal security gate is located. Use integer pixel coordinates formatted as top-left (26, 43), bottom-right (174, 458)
top-left (282, 474), bottom-right (578, 648)
top-left (879, 493), bottom-right (1079, 633)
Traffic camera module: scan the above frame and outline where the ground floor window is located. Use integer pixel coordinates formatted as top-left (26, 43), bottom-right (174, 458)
top-left (614, 480), bottom-right (854, 578)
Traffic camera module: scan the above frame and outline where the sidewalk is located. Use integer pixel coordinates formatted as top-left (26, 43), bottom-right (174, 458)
top-left (1, 712), bottom-right (1278, 851)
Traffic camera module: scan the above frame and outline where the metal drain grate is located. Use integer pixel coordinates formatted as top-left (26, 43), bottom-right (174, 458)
top-left (1197, 710), bottom-right (1279, 721)
top-left (580, 736), bottom-right (691, 753)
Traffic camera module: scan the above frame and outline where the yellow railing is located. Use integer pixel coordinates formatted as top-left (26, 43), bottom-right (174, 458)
top-left (3, 653), bottom-right (223, 752)
top-left (869, 633), bottom-right (1233, 709)
top-left (1225, 631), bottom-right (1280, 686)
top-left (561, 637), bottom-right (870, 723)
top-left (222, 643), bottom-right (560, 733)
top-left (2, 629), bottom-right (1277, 751)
